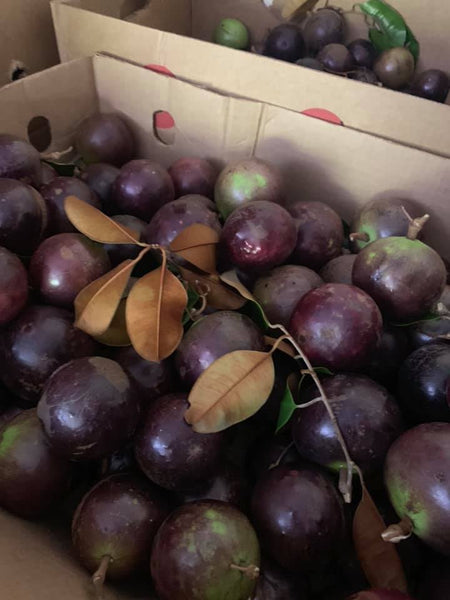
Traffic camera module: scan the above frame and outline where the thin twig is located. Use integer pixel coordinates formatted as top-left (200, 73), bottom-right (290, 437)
top-left (92, 555), bottom-right (111, 600)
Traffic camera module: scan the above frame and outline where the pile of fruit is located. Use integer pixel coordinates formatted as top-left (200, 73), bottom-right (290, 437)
top-left (0, 111), bottom-right (449, 600)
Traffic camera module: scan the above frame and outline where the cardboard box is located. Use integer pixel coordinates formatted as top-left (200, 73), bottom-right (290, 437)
top-left (0, 53), bottom-right (449, 599)
top-left (51, 0), bottom-right (450, 157)
top-left (1, 0), bottom-right (59, 87)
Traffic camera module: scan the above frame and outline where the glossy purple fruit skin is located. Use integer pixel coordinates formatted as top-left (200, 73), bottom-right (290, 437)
top-left (353, 237), bottom-right (447, 321)
top-left (292, 374), bottom-right (404, 474)
top-left (384, 422), bottom-right (450, 557)
top-left (263, 24), bottom-right (305, 63)
top-left (288, 201), bottom-right (344, 270)
top-left (104, 214), bottom-right (147, 266)
top-left (289, 283), bottom-right (382, 371)
top-left (0, 134), bottom-right (42, 186)
top-left (30, 233), bottom-right (111, 308)
top-left (0, 247), bottom-right (28, 325)
top-left (365, 325), bottom-right (410, 390)
top-left (175, 311), bottom-right (265, 387)
top-left (253, 265), bottom-right (323, 328)
top-left (0, 179), bottom-right (46, 255)
top-left (320, 254), bottom-right (356, 286)
top-left (41, 176), bottom-right (101, 235)
top-left (221, 201), bottom-right (297, 272)
top-left (75, 113), bottom-right (135, 167)
top-left (112, 159), bottom-right (175, 221)
top-left (169, 157), bottom-right (218, 199)
top-left (0, 305), bottom-right (97, 405)
top-left (72, 473), bottom-right (169, 579)
top-left (0, 410), bottom-right (71, 518)
top-left (144, 195), bottom-right (221, 248)
top-left (79, 162), bottom-right (120, 210)
top-left (347, 39), bottom-right (377, 69)
top-left (251, 465), bottom-right (345, 572)
top-left (38, 357), bottom-right (139, 461)
top-left (134, 393), bottom-right (225, 491)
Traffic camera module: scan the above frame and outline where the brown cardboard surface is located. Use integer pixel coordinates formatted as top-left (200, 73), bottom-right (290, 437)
top-left (52, 0), bottom-right (450, 157)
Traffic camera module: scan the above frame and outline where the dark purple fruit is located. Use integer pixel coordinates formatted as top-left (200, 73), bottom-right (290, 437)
top-left (320, 254), bottom-right (356, 285)
top-left (144, 195), bottom-right (221, 248)
top-left (303, 8), bottom-right (345, 55)
top-left (72, 473), bottom-right (169, 579)
top-left (317, 43), bottom-right (354, 72)
top-left (0, 246), bottom-right (28, 325)
top-left (99, 444), bottom-right (138, 478)
top-left (40, 162), bottom-right (57, 186)
top-left (289, 283), bottom-right (382, 370)
top-left (347, 39), bottom-right (377, 69)
top-left (296, 57), bottom-right (324, 70)
top-left (374, 47), bottom-right (415, 90)
top-left (408, 317), bottom-right (450, 349)
top-left (79, 162), bottom-right (120, 211)
top-left (349, 592), bottom-right (414, 600)
top-left (0, 305), bottom-right (97, 405)
top-left (384, 422), bottom-right (450, 556)
top-left (0, 134), bottom-right (42, 186)
top-left (37, 357), bottom-right (139, 460)
top-left (134, 393), bottom-right (225, 491)
top-left (252, 557), bottom-right (306, 599)
top-left (30, 233), bottom-right (111, 308)
top-left (112, 159), bottom-right (175, 221)
top-left (221, 201), bottom-right (297, 271)
top-left (215, 158), bottom-right (285, 219)
top-left (352, 237), bottom-right (446, 321)
top-left (151, 500), bottom-right (260, 600)
top-left (75, 113), bottom-right (135, 167)
top-left (397, 342), bottom-right (450, 423)
top-left (253, 265), bottom-right (323, 327)
top-left (349, 68), bottom-right (379, 85)
top-left (251, 465), bottom-right (345, 572)
top-left (0, 179), bottom-right (46, 255)
top-left (288, 200), bottom-right (344, 269)
top-left (263, 24), bottom-right (305, 63)
top-left (410, 69), bottom-right (450, 103)
top-left (41, 176), bottom-right (101, 235)
top-left (175, 311), bottom-right (264, 387)
top-left (365, 325), bottom-right (410, 389)
top-left (292, 374), bottom-right (404, 474)
top-left (169, 157), bottom-right (218, 199)
top-left (104, 214), bottom-right (147, 266)
top-left (0, 410), bottom-right (71, 518)
top-left (247, 435), bottom-right (300, 483)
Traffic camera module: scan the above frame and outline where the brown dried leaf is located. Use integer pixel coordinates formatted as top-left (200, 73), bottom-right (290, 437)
top-left (180, 267), bottom-right (246, 310)
top-left (93, 299), bottom-right (131, 347)
top-left (74, 260), bottom-right (135, 336)
top-left (65, 195), bottom-right (141, 244)
top-left (185, 350), bottom-right (275, 433)
top-left (219, 269), bottom-right (256, 302)
top-left (126, 266), bottom-right (188, 362)
top-left (170, 224), bottom-right (219, 273)
top-left (353, 486), bottom-right (408, 592)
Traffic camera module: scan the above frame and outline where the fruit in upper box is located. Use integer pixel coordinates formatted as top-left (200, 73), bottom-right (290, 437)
top-left (374, 47), bottom-right (415, 90)
top-left (303, 8), bottom-right (345, 55)
top-left (214, 18), bottom-right (250, 50)
top-left (410, 69), bottom-right (450, 103)
top-left (317, 43), bottom-right (354, 72)
top-left (347, 39), bottom-right (378, 69)
top-left (263, 24), bottom-right (305, 63)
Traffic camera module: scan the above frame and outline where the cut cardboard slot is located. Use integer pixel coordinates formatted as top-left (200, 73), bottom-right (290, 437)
top-left (51, 0), bottom-right (450, 156)
top-left (0, 53), bottom-right (449, 599)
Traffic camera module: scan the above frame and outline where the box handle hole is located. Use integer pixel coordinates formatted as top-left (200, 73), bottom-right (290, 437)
top-left (153, 111), bottom-right (176, 146)
top-left (27, 116), bottom-right (52, 152)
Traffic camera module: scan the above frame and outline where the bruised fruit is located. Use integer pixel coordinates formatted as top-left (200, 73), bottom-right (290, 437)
top-left (292, 374), bottom-right (404, 475)
top-left (384, 422), bottom-right (450, 556)
top-left (221, 201), bottom-right (297, 271)
top-left (104, 214), bottom-right (147, 266)
top-left (214, 18), bottom-right (250, 50)
top-left (75, 113), bottom-right (135, 167)
top-left (134, 393), bottom-right (225, 491)
top-left (175, 311), bottom-right (264, 387)
top-left (289, 284), bottom-right (382, 371)
top-left (72, 473), bottom-right (169, 579)
top-left (30, 233), bottom-right (111, 308)
top-left (169, 157), bottom-right (218, 199)
top-left (38, 357), bottom-right (139, 460)
top-left (0, 246), bottom-right (28, 325)
top-left (151, 500), bottom-right (260, 600)
top-left (320, 254), bottom-right (356, 286)
top-left (0, 179), bottom-right (46, 255)
top-left (410, 69), bottom-right (450, 103)
top-left (288, 200), bottom-right (344, 269)
top-left (303, 8), bottom-right (345, 55)
top-left (0, 134), bottom-right (42, 186)
top-left (251, 465), bottom-right (344, 572)
top-left (317, 43), bottom-right (354, 72)
top-left (263, 24), bottom-right (305, 63)
top-left (79, 162), bottom-right (120, 211)
top-left (0, 305), bottom-right (97, 405)
top-left (374, 47), bottom-right (415, 90)
top-left (112, 159), bottom-right (175, 221)
top-left (215, 158), bottom-right (285, 219)
top-left (0, 410), bottom-right (71, 518)
top-left (253, 265), bottom-right (323, 327)
top-left (347, 39), bottom-right (377, 69)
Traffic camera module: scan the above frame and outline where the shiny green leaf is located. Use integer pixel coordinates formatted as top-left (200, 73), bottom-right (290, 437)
top-left (276, 384), bottom-right (298, 434)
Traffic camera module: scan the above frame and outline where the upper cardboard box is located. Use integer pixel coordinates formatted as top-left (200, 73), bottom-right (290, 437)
top-left (52, 0), bottom-right (450, 157)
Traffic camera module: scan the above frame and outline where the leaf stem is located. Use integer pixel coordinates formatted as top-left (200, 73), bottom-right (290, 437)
top-left (230, 564), bottom-right (260, 580)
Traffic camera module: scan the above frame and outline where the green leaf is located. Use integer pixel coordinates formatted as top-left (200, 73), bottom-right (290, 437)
top-left (241, 299), bottom-right (272, 332)
top-left (182, 286), bottom-right (200, 327)
top-left (391, 313), bottom-right (441, 328)
top-left (359, 0), bottom-right (407, 48)
top-left (369, 28), bottom-right (394, 53)
top-left (276, 384), bottom-right (298, 434)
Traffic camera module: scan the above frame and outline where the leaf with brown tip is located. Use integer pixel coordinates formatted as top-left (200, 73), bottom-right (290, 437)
top-left (180, 268), bottom-right (245, 310)
top-left (126, 265), bottom-right (188, 362)
top-left (185, 350), bottom-right (275, 433)
top-left (170, 224), bottom-right (219, 273)
top-left (353, 485), bottom-right (408, 592)
top-left (65, 195), bottom-right (142, 244)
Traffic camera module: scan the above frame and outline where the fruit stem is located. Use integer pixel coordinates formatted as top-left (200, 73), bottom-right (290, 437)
top-left (230, 564), bottom-right (260, 580)
top-left (92, 555), bottom-right (112, 599)
top-left (381, 517), bottom-right (414, 543)
top-left (349, 232), bottom-right (370, 243)
top-left (401, 206), bottom-right (430, 240)
top-left (41, 145), bottom-right (74, 162)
